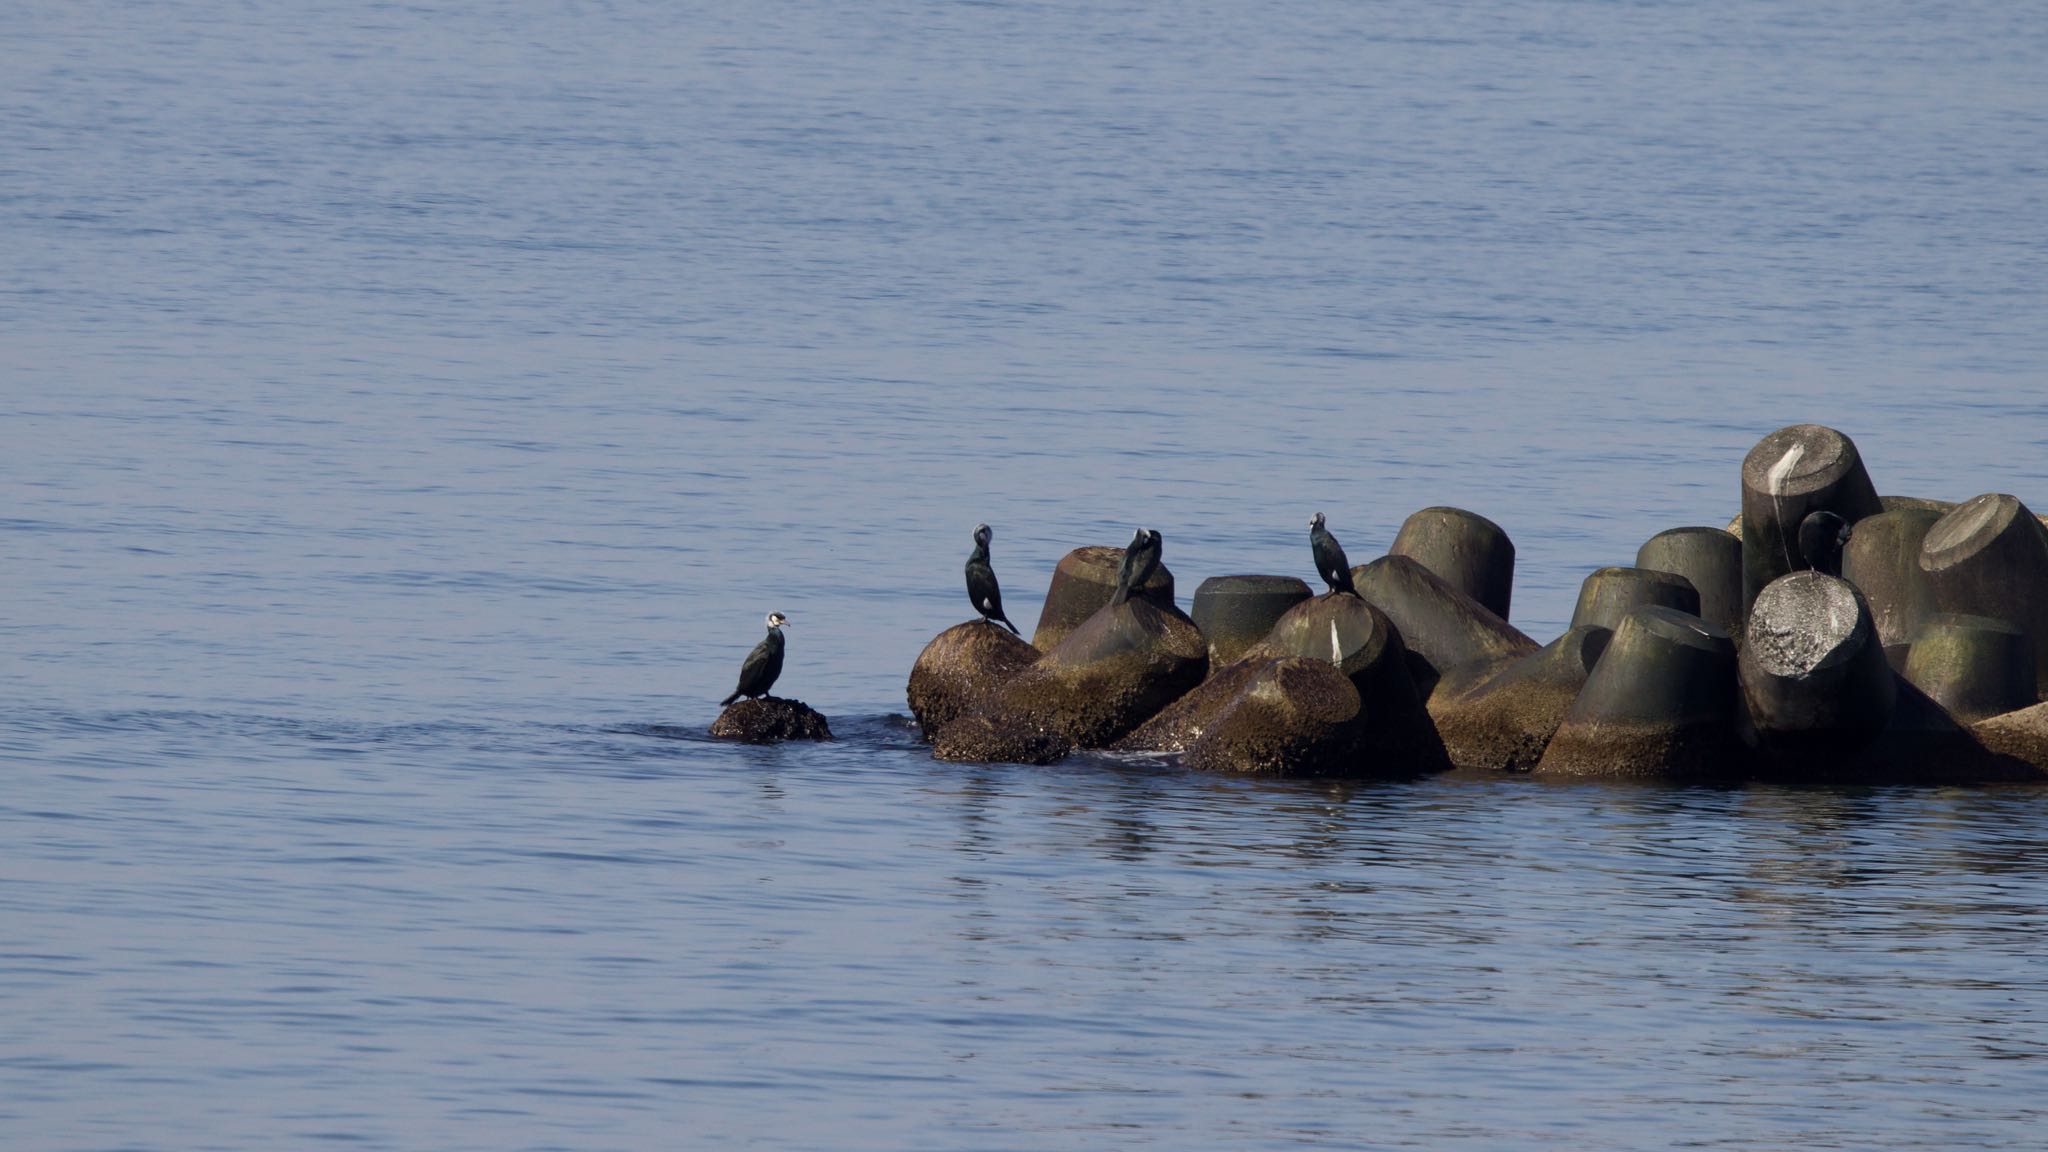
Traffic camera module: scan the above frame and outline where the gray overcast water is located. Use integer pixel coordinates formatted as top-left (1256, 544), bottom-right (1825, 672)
top-left (3, 1), bottom-right (2046, 1148)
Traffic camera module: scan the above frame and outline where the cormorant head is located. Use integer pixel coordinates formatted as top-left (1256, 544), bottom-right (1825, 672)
top-left (973, 523), bottom-right (992, 546)
top-left (765, 612), bottom-right (790, 630)
top-left (1796, 510), bottom-right (1852, 577)
top-left (1309, 512), bottom-right (1325, 530)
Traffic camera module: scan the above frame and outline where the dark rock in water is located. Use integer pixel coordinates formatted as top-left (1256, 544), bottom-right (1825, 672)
top-left (1534, 606), bottom-right (1744, 780)
top-left (1773, 674), bottom-right (2039, 785)
top-left (1739, 571), bottom-right (1895, 763)
top-left (710, 697), bottom-right (833, 743)
top-left (931, 712), bottom-right (1071, 765)
top-left (1192, 574), bottom-right (1312, 666)
top-left (1970, 701), bottom-right (2048, 779)
top-left (1919, 493), bottom-right (2048, 694)
top-left (1568, 566), bottom-right (1699, 632)
top-left (1842, 507), bottom-right (1944, 649)
top-left (1032, 544), bottom-right (1180, 652)
top-left (1351, 554), bottom-right (1536, 701)
top-left (1903, 613), bottom-right (2037, 724)
top-left (1433, 624), bottom-right (1611, 772)
top-left (1183, 657), bottom-right (1374, 776)
top-left (1120, 592), bottom-right (1446, 773)
top-left (1738, 423), bottom-right (1884, 611)
top-left (1635, 527), bottom-right (1743, 639)
top-left (906, 620), bottom-right (1042, 740)
top-left (1389, 506), bottom-right (1516, 621)
top-left (973, 595), bottom-right (1207, 750)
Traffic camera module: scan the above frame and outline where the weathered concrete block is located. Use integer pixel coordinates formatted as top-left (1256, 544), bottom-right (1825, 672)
top-left (1636, 527), bottom-right (1743, 639)
top-left (1031, 544), bottom-right (1179, 652)
top-left (1739, 571), bottom-right (1895, 762)
top-left (1389, 506), bottom-right (1516, 621)
top-left (1919, 493), bottom-right (2048, 694)
top-left (931, 713), bottom-right (1071, 765)
top-left (975, 596), bottom-right (1208, 750)
top-left (1842, 507), bottom-right (1944, 649)
top-left (710, 697), bottom-right (833, 743)
top-left (906, 620), bottom-right (1042, 740)
top-left (1351, 554), bottom-right (1537, 702)
top-left (1191, 574), bottom-right (1313, 666)
top-left (1433, 625), bottom-right (1612, 772)
top-left (1182, 657), bottom-right (1373, 776)
top-left (1903, 613), bottom-right (2037, 724)
top-left (1739, 424), bottom-right (1883, 609)
top-left (1568, 566), bottom-right (1700, 632)
top-left (1534, 607), bottom-right (1743, 780)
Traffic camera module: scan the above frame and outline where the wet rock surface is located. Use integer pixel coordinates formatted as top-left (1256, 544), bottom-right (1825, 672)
top-left (971, 596), bottom-right (1208, 749)
top-left (1434, 625), bottom-right (1611, 772)
top-left (906, 620), bottom-right (1042, 740)
top-left (710, 697), bottom-right (834, 743)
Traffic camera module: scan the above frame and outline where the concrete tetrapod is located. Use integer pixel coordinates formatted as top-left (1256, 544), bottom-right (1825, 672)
top-left (1532, 607), bottom-right (1742, 780)
top-left (1969, 702), bottom-right (2048, 779)
top-left (1031, 544), bottom-right (1179, 652)
top-left (1739, 423), bottom-right (1884, 609)
top-left (1351, 554), bottom-right (1537, 703)
top-left (1903, 613), bottom-right (2037, 724)
top-left (1389, 506), bottom-right (1516, 621)
top-left (1918, 493), bottom-right (2048, 695)
top-left (906, 620), bottom-right (1043, 740)
top-left (1738, 571), bottom-right (1895, 765)
top-left (1432, 625), bottom-right (1613, 772)
top-left (1568, 566), bottom-right (1700, 633)
top-left (937, 595), bottom-right (1207, 761)
top-left (1182, 658), bottom-right (1381, 777)
top-left (1118, 592), bottom-right (1445, 774)
top-left (1841, 507), bottom-right (1944, 653)
top-left (1191, 574), bottom-right (1313, 666)
top-left (1636, 528), bottom-right (1743, 638)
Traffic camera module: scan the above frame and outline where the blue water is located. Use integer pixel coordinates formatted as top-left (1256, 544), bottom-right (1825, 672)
top-left (4, 1), bottom-right (2047, 1147)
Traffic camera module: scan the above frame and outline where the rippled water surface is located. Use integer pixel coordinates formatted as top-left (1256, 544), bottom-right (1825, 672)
top-left (4, 0), bottom-right (2047, 1147)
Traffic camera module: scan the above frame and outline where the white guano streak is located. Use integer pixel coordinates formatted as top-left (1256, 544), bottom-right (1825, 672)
top-left (1767, 442), bottom-right (1806, 573)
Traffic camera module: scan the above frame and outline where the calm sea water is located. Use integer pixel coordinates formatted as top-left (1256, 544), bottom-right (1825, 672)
top-left (4, 1), bottom-right (2046, 1147)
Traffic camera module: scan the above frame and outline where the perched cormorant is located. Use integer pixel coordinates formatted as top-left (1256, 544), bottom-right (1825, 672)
top-left (1111, 528), bottom-right (1162, 606)
top-left (965, 523), bottom-right (1020, 634)
top-left (720, 612), bottom-right (789, 706)
top-left (1797, 510), bottom-right (1852, 579)
top-left (1308, 512), bottom-right (1358, 595)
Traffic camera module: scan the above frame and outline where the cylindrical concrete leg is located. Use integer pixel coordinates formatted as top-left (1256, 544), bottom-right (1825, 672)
top-left (1568, 566), bottom-right (1700, 632)
top-left (1192, 574), bottom-right (1313, 666)
top-left (1389, 506), bottom-right (1516, 621)
top-left (1904, 612), bottom-right (2038, 723)
top-left (1739, 571), bottom-right (1896, 760)
top-left (1031, 545), bottom-right (1176, 652)
top-left (1739, 424), bottom-right (1884, 610)
top-left (1636, 527), bottom-right (1743, 638)
top-left (1350, 554), bottom-right (1536, 701)
top-left (1919, 493), bottom-right (2048, 696)
top-left (1533, 607), bottom-right (1741, 779)
top-left (1842, 507), bottom-right (1944, 649)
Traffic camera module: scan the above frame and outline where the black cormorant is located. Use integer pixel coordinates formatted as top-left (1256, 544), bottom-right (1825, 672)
top-left (1309, 512), bottom-right (1358, 595)
top-left (720, 612), bottom-right (789, 706)
top-left (1797, 510), bottom-right (1852, 578)
top-left (1110, 528), bottom-right (1162, 606)
top-left (965, 523), bottom-right (1020, 634)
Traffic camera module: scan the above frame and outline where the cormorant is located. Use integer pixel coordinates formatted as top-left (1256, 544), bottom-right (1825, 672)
top-left (720, 612), bottom-right (789, 706)
top-left (1111, 528), bottom-right (1162, 606)
top-left (1309, 512), bottom-right (1358, 595)
top-left (966, 523), bottom-right (1020, 634)
top-left (1797, 510), bottom-right (1852, 578)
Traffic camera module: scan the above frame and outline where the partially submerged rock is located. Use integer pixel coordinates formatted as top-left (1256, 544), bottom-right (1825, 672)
top-left (1183, 658), bottom-right (1375, 776)
top-left (969, 596), bottom-right (1207, 749)
top-left (931, 713), bottom-right (1071, 765)
top-left (906, 620), bottom-right (1041, 740)
top-left (710, 697), bottom-right (833, 743)
top-left (1433, 624), bottom-right (1611, 772)
top-left (1739, 572), bottom-right (1895, 764)
top-left (1971, 701), bottom-right (2048, 779)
